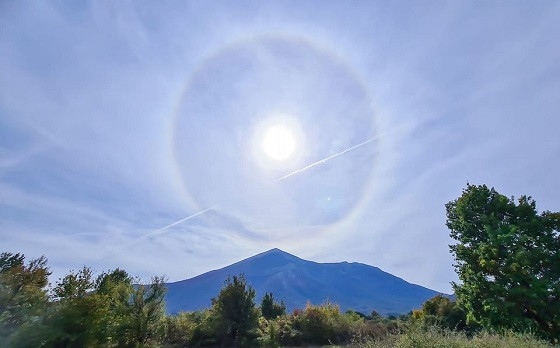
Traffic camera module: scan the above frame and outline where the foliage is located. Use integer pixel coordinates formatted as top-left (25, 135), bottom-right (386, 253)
top-left (47, 266), bottom-right (110, 347)
top-left (127, 276), bottom-right (167, 345)
top-left (355, 325), bottom-right (554, 348)
top-left (446, 184), bottom-right (560, 340)
top-left (162, 310), bottom-right (210, 346)
top-left (47, 267), bottom-right (151, 347)
top-left (95, 268), bottom-right (135, 345)
top-left (370, 309), bottom-right (382, 321)
top-left (211, 274), bottom-right (260, 346)
top-left (257, 313), bottom-right (302, 346)
top-left (260, 292), bottom-right (286, 320)
top-left (292, 301), bottom-right (345, 344)
top-left (284, 302), bottom-right (391, 345)
top-left (0, 252), bottom-right (50, 347)
top-left (412, 295), bottom-right (470, 332)
top-left (38, 267), bottom-right (165, 347)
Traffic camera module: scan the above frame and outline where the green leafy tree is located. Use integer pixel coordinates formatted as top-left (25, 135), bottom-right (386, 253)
top-left (0, 252), bottom-right (50, 347)
top-left (48, 268), bottom-right (166, 347)
top-left (95, 268), bottom-right (135, 346)
top-left (260, 292), bottom-right (286, 320)
top-left (211, 274), bottom-right (259, 346)
top-left (446, 184), bottom-right (560, 339)
top-left (127, 276), bottom-right (167, 345)
top-left (49, 266), bottom-right (110, 347)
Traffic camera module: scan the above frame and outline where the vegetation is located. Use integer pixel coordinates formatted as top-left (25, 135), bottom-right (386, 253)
top-left (210, 274), bottom-right (260, 346)
top-left (410, 294), bottom-right (472, 333)
top-left (0, 252), bottom-right (50, 347)
top-left (1, 184), bottom-right (558, 346)
top-left (355, 326), bottom-right (554, 348)
top-left (0, 255), bottom-right (167, 347)
top-left (446, 184), bottom-right (560, 340)
top-left (260, 292), bottom-right (286, 320)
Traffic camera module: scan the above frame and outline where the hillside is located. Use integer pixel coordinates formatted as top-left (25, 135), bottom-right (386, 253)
top-left (165, 248), bottom-right (445, 315)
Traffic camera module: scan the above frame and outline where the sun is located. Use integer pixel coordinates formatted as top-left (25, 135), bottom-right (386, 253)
top-left (261, 124), bottom-right (297, 161)
top-left (252, 116), bottom-right (304, 168)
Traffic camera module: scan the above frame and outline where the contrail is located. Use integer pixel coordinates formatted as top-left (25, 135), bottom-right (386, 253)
top-left (101, 204), bottom-right (221, 259)
top-left (148, 204), bottom-right (220, 236)
top-left (276, 133), bottom-right (384, 182)
top-left (148, 134), bottom-right (383, 232)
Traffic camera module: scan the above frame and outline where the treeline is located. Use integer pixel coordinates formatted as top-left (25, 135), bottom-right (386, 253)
top-left (0, 255), bottom-right (404, 347)
top-left (161, 275), bottom-right (406, 347)
top-left (0, 253), bottom-right (554, 348)
top-left (0, 254), bottom-right (166, 347)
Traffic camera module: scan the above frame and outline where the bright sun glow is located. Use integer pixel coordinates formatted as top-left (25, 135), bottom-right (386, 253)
top-left (261, 124), bottom-right (297, 161)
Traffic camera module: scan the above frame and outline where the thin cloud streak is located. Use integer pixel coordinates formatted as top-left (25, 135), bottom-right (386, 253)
top-left (101, 205), bottom-right (221, 259)
top-left (152, 205), bottom-right (221, 235)
top-left (276, 133), bottom-right (385, 182)
top-left (148, 134), bottom-right (385, 236)
top-left (2, 1), bottom-right (558, 293)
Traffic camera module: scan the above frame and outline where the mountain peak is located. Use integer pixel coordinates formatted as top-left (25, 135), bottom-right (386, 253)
top-left (264, 247), bottom-right (283, 253)
top-left (165, 249), bottom-right (444, 316)
top-left (253, 248), bottom-right (302, 261)
top-left (262, 248), bottom-right (289, 255)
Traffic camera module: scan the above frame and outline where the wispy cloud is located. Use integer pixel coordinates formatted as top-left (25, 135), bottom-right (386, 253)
top-left (1, 1), bottom-right (559, 293)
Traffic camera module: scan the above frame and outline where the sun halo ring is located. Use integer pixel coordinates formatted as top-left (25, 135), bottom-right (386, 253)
top-left (170, 33), bottom-right (381, 242)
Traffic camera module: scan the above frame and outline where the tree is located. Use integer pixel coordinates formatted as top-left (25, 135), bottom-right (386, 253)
top-left (0, 252), bottom-right (50, 346)
top-left (211, 274), bottom-right (259, 346)
top-left (95, 269), bottom-right (135, 346)
top-left (260, 292), bottom-right (286, 320)
top-left (127, 276), bottom-right (167, 345)
top-left (49, 266), bottom-right (109, 347)
top-left (47, 268), bottom-right (166, 347)
top-left (446, 184), bottom-right (560, 339)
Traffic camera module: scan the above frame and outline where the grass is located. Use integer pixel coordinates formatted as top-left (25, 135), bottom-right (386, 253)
top-left (354, 326), bottom-right (555, 348)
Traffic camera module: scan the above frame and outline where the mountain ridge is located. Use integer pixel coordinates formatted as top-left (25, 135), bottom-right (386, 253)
top-left (165, 248), bottom-right (447, 316)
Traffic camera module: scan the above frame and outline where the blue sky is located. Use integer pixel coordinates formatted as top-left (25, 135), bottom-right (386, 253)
top-left (1, 1), bottom-right (559, 293)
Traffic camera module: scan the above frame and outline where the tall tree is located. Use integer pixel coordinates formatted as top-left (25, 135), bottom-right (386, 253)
top-left (211, 274), bottom-right (259, 346)
top-left (95, 269), bottom-right (135, 346)
top-left (0, 252), bottom-right (50, 346)
top-left (446, 184), bottom-right (560, 339)
top-left (127, 276), bottom-right (167, 345)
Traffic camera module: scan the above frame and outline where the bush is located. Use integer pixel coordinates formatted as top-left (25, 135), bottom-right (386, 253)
top-left (162, 310), bottom-right (220, 347)
top-left (412, 295), bottom-right (474, 333)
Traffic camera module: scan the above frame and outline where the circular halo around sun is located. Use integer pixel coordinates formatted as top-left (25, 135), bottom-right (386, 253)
top-left (172, 35), bottom-right (380, 240)
top-left (261, 124), bottom-right (297, 161)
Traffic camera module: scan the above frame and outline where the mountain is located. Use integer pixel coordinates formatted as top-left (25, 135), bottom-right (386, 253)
top-left (165, 248), bottom-right (446, 316)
